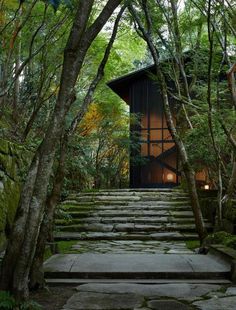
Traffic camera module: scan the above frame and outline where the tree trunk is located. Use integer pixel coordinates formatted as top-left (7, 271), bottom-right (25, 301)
top-left (162, 81), bottom-right (208, 243)
top-left (12, 38), bottom-right (21, 123)
top-left (129, 3), bottom-right (207, 243)
top-left (0, 155), bottom-right (39, 292)
top-left (222, 159), bottom-right (236, 204)
top-left (29, 134), bottom-right (68, 289)
top-left (29, 6), bottom-right (124, 288)
top-left (0, 0), bottom-right (121, 300)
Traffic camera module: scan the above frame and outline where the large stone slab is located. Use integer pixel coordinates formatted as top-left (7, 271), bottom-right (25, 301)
top-left (44, 253), bottom-right (230, 279)
top-left (62, 292), bottom-right (143, 309)
top-left (62, 283), bottom-right (228, 310)
top-left (147, 300), bottom-right (193, 309)
top-left (76, 283), bottom-right (222, 299)
top-left (193, 296), bottom-right (236, 309)
top-left (54, 231), bottom-right (199, 241)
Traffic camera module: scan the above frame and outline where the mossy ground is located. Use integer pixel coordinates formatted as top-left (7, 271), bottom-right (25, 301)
top-left (44, 241), bottom-right (78, 261)
top-left (204, 231), bottom-right (236, 250)
top-left (185, 240), bottom-right (200, 250)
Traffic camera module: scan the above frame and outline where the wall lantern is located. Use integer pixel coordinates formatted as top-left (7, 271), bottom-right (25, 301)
top-left (166, 173), bottom-right (174, 182)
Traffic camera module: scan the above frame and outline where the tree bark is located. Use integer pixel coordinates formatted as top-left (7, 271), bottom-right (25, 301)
top-left (0, 0), bottom-right (122, 300)
top-left (29, 134), bottom-right (68, 289)
top-left (222, 160), bottom-right (236, 204)
top-left (129, 3), bottom-right (207, 243)
top-left (29, 6), bottom-right (125, 288)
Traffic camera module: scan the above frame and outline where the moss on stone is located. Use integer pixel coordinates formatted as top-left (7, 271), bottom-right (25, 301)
top-left (185, 240), bottom-right (200, 250)
top-left (0, 139), bottom-right (9, 155)
top-left (0, 138), bottom-right (32, 251)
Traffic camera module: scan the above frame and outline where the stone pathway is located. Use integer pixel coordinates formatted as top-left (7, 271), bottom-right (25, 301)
top-left (44, 189), bottom-right (236, 309)
top-left (71, 240), bottom-right (193, 254)
top-left (61, 283), bottom-right (236, 309)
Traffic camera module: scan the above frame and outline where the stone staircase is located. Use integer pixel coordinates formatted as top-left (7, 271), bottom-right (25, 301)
top-left (44, 189), bottom-right (232, 286)
top-left (54, 188), bottom-right (212, 242)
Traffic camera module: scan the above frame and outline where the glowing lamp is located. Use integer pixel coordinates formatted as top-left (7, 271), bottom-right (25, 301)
top-left (204, 184), bottom-right (210, 190)
top-left (166, 173), bottom-right (174, 182)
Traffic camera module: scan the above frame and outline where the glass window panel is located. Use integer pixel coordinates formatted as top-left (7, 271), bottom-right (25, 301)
top-left (150, 142), bottom-right (162, 157)
top-left (196, 170), bottom-right (206, 181)
top-left (163, 142), bottom-right (175, 153)
top-left (163, 129), bottom-right (172, 141)
top-left (141, 143), bottom-right (148, 156)
top-left (150, 113), bottom-right (162, 128)
top-left (150, 130), bottom-right (162, 141)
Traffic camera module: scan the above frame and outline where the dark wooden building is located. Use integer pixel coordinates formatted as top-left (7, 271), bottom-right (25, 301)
top-left (108, 65), bottom-right (180, 188)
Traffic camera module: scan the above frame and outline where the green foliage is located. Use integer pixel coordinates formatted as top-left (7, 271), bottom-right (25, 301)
top-left (0, 291), bottom-right (15, 309)
top-left (205, 231), bottom-right (236, 250)
top-left (185, 240), bottom-right (200, 250)
top-left (0, 291), bottom-right (42, 310)
top-left (44, 240), bottom-right (78, 260)
top-left (19, 300), bottom-right (42, 310)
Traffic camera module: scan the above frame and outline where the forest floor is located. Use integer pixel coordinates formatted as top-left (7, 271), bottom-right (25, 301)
top-left (30, 286), bottom-right (75, 310)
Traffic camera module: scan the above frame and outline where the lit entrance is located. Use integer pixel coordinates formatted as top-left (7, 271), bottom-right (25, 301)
top-left (108, 66), bottom-right (180, 188)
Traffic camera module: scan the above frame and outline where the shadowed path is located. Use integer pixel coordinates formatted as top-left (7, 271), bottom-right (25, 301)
top-left (43, 189), bottom-right (236, 309)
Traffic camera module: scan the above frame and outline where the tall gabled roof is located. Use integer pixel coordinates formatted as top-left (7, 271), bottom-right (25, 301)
top-left (107, 64), bottom-right (155, 103)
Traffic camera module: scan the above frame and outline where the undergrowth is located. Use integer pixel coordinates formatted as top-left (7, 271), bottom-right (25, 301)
top-left (0, 291), bottom-right (42, 310)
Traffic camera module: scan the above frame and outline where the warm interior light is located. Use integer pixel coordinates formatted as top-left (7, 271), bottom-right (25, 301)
top-left (204, 184), bottom-right (210, 190)
top-left (166, 173), bottom-right (174, 181)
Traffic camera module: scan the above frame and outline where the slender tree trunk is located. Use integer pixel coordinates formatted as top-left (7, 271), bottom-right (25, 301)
top-left (222, 159), bottom-right (236, 203)
top-left (12, 38), bottom-right (21, 123)
top-left (162, 81), bottom-right (208, 242)
top-left (29, 135), bottom-right (68, 289)
top-left (129, 3), bottom-right (207, 243)
top-left (0, 0), bottom-right (121, 300)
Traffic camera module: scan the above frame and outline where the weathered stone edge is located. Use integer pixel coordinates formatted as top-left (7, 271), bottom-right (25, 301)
top-left (209, 244), bottom-right (236, 283)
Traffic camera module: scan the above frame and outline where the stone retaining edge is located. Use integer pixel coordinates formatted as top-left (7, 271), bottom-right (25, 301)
top-left (209, 244), bottom-right (236, 283)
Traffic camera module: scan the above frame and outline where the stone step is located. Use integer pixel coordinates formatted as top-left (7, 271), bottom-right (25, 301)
top-left (45, 278), bottom-right (232, 286)
top-left (61, 205), bottom-right (192, 213)
top-left (55, 217), bottom-right (207, 225)
top-left (141, 196), bottom-right (190, 202)
top-left (75, 189), bottom-right (189, 195)
top-left (84, 188), bottom-right (186, 191)
top-left (62, 200), bottom-right (191, 207)
top-left (54, 231), bottom-right (199, 241)
top-left (44, 253), bottom-right (230, 280)
top-left (76, 196), bottom-right (142, 202)
top-left (71, 196), bottom-right (190, 205)
top-left (72, 192), bottom-right (190, 197)
top-left (56, 223), bottom-right (212, 233)
top-left (112, 223), bottom-right (212, 233)
top-left (60, 203), bottom-right (191, 211)
top-left (70, 240), bottom-right (193, 254)
top-left (60, 210), bottom-right (195, 218)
